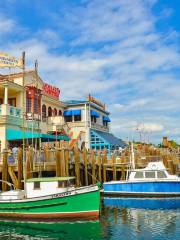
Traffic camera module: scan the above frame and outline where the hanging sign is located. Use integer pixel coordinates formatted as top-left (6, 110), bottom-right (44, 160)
top-left (0, 52), bottom-right (23, 68)
top-left (88, 94), bottom-right (105, 109)
top-left (43, 83), bottom-right (60, 99)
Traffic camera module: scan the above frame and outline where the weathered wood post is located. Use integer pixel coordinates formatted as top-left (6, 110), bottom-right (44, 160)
top-left (2, 150), bottom-right (8, 191)
top-left (26, 149), bottom-right (32, 179)
top-left (56, 148), bottom-right (61, 177)
top-left (82, 147), bottom-right (88, 186)
top-left (112, 154), bottom-right (117, 181)
top-left (17, 148), bottom-right (23, 189)
top-left (64, 147), bottom-right (70, 177)
top-left (98, 152), bottom-right (102, 183)
top-left (90, 149), bottom-right (96, 184)
top-left (102, 149), bottom-right (107, 182)
top-left (74, 146), bottom-right (80, 187)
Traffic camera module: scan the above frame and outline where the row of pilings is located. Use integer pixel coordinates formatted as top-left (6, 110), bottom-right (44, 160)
top-left (0, 142), bottom-right (180, 191)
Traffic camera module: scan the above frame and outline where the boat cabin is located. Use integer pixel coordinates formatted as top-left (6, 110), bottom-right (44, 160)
top-left (129, 162), bottom-right (179, 181)
top-left (25, 177), bottom-right (75, 198)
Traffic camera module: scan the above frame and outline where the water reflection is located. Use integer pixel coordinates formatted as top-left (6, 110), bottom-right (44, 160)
top-left (0, 198), bottom-right (180, 240)
top-left (102, 197), bottom-right (180, 240)
top-left (104, 197), bottom-right (180, 210)
top-left (0, 220), bottom-right (101, 240)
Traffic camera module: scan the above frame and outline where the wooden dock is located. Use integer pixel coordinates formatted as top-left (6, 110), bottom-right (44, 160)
top-left (0, 142), bottom-right (179, 191)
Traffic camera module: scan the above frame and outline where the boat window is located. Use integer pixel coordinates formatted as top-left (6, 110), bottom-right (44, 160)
top-left (34, 182), bottom-right (40, 190)
top-left (134, 172), bottom-right (144, 178)
top-left (145, 171), bottom-right (155, 178)
top-left (157, 171), bottom-right (167, 178)
top-left (58, 181), bottom-right (68, 188)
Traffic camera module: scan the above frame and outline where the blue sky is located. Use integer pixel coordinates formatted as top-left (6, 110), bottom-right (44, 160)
top-left (0, 0), bottom-right (180, 143)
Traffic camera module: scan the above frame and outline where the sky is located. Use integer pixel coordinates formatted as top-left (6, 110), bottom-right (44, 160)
top-left (0, 0), bottom-right (180, 144)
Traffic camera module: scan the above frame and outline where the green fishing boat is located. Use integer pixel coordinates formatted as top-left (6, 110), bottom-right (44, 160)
top-left (0, 177), bottom-right (100, 221)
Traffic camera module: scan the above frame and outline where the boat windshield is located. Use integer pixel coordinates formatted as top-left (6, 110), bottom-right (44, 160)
top-left (145, 171), bottom-right (155, 178)
top-left (134, 172), bottom-right (144, 178)
top-left (157, 171), bottom-right (167, 178)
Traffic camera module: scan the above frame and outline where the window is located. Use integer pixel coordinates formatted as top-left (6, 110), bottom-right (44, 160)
top-left (34, 181), bottom-right (40, 189)
top-left (54, 108), bottom-right (57, 116)
top-left (134, 172), bottom-right (144, 178)
top-left (91, 116), bottom-right (97, 123)
top-left (145, 171), bottom-right (155, 178)
top-left (48, 107), bottom-right (52, 117)
top-left (65, 116), bottom-right (72, 122)
top-left (157, 171), bottom-right (167, 178)
top-left (58, 181), bottom-right (68, 188)
top-left (34, 95), bottom-right (38, 114)
top-left (26, 98), bottom-right (32, 113)
top-left (74, 115), bottom-right (81, 121)
top-left (103, 121), bottom-right (108, 127)
top-left (42, 104), bottom-right (46, 121)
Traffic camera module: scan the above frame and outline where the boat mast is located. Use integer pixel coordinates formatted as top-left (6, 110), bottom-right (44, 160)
top-left (22, 51), bottom-right (27, 190)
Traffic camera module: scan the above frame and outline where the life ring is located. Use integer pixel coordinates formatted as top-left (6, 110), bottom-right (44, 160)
top-left (151, 164), bottom-right (157, 170)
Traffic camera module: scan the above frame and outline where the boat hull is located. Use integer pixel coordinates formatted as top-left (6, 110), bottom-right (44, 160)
top-left (103, 181), bottom-right (180, 197)
top-left (0, 186), bottom-right (100, 221)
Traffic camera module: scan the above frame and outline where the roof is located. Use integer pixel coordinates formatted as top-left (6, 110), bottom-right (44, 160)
top-left (64, 100), bottom-right (88, 105)
top-left (92, 130), bottom-right (127, 148)
top-left (26, 177), bottom-right (75, 183)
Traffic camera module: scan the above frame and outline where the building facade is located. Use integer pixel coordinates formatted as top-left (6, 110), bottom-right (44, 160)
top-left (0, 71), bottom-right (125, 154)
top-left (0, 71), bottom-right (68, 153)
top-left (64, 95), bottom-right (126, 152)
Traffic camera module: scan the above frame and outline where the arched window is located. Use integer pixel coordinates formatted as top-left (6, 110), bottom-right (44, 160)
top-left (59, 110), bottom-right (62, 116)
top-left (48, 106), bottom-right (52, 117)
top-left (54, 108), bottom-right (57, 116)
top-left (42, 104), bottom-right (46, 120)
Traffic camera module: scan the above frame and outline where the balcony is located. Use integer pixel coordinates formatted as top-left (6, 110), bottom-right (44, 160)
top-left (0, 104), bottom-right (22, 126)
top-left (91, 122), bottom-right (109, 132)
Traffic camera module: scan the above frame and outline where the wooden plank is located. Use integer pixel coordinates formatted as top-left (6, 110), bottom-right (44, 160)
top-left (82, 147), bottom-right (88, 186)
top-left (2, 150), bottom-right (8, 191)
top-left (17, 148), bottom-right (23, 189)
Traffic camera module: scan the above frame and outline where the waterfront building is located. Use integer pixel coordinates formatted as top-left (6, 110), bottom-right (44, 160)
top-left (0, 70), bottom-right (68, 153)
top-left (64, 95), bottom-right (126, 152)
top-left (0, 70), bottom-right (125, 154)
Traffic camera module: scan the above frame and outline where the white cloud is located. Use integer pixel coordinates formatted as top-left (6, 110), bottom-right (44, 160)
top-left (0, 0), bottom-right (180, 143)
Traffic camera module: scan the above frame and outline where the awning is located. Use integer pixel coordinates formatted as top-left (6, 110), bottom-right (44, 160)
top-left (72, 109), bottom-right (81, 116)
top-left (63, 110), bottom-right (72, 116)
top-left (90, 110), bottom-right (100, 118)
top-left (103, 116), bottom-right (111, 122)
top-left (6, 129), bottom-right (70, 141)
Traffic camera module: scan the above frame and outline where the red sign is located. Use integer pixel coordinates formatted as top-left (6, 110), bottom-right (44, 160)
top-left (43, 83), bottom-right (60, 99)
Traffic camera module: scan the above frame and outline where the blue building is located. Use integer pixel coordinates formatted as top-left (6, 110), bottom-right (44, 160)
top-left (64, 95), bottom-right (126, 152)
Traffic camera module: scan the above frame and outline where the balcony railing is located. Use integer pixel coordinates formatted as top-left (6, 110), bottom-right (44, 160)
top-left (0, 104), bottom-right (22, 118)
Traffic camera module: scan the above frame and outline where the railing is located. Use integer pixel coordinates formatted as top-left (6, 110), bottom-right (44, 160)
top-left (91, 122), bottom-right (109, 131)
top-left (0, 104), bottom-right (22, 118)
top-left (9, 106), bottom-right (21, 117)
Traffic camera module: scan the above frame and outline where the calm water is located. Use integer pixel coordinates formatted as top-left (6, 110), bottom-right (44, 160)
top-left (0, 198), bottom-right (180, 240)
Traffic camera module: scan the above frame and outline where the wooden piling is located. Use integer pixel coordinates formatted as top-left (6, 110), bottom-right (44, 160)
top-left (102, 149), bottom-right (107, 182)
top-left (98, 152), bottom-right (102, 183)
top-left (112, 154), bottom-right (117, 181)
top-left (56, 149), bottom-right (61, 177)
top-left (2, 150), bottom-right (8, 191)
top-left (74, 146), bottom-right (80, 187)
top-left (90, 150), bottom-right (96, 184)
top-left (17, 148), bottom-right (23, 189)
top-left (64, 148), bottom-right (70, 177)
top-left (82, 147), bottom-right (88, 186)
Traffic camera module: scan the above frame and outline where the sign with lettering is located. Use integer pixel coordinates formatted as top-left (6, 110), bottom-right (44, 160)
top-left (0, 52), bottom-right (23, 68)
top-left (43, 83), bottom-right (60, 99)
top-left (88, 94), bottom-right (105, 109)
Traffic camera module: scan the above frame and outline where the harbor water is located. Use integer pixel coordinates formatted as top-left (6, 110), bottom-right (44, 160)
top-left (0, 198), bottom-right (180, 240)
